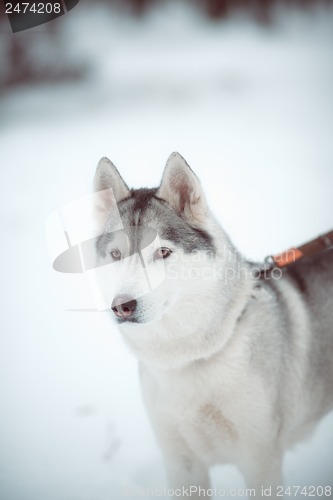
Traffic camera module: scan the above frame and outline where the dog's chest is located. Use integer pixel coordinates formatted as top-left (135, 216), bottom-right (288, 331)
top-left (141, 364), bottom-right (245, 464)
top-left (175, 397), bottom-right (239, 463)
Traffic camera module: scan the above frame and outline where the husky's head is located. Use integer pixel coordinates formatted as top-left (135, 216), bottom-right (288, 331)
top-left (93, 153), bottom-right (249, 368)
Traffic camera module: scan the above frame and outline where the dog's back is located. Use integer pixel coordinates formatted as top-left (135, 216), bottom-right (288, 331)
top-left (286, 248), bottom-right (333, 415)
top-left (262, 247), bottom-right (333, 435)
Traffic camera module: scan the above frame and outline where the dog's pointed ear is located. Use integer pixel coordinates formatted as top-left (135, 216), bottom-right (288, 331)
top-left (94, 157), bottom-right (130, 201)
top-left (156, 152), bottom-right (208, 223)
top-left (93, 157), bottom-right (130, 226)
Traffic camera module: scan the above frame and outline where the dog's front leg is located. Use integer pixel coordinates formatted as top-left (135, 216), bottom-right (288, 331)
top-left (140, 367), bottom-right (210, 498)
top-left (164, 451), bottom-right (210, 500)
top-left (153, 423), bottom-right (210, 499)
top-left (240, 453), bottom-right (284, 499)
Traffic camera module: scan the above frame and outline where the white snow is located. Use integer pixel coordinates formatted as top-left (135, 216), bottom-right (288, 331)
top-left (0, 3), bottom-right (333, 499)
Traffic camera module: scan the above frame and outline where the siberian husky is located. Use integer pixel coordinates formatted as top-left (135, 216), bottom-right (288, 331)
top-left (93, 152), bottom-right (333, 498)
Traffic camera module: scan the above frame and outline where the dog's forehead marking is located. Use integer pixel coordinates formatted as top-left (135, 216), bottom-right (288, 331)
top-left (115, 188), bottom-right (216, 255)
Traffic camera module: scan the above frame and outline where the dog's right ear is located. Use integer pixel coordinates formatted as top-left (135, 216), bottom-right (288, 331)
top-left (93, 157), bottom-right (130, 226)
top-left (157, 152), bottom-right (208, 224)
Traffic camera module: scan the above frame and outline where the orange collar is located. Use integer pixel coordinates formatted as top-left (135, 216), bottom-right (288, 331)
top-left (268, 230), bottom-right (333, 268)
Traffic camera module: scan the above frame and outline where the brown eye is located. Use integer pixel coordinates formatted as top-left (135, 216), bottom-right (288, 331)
top-left (154, 247), bottom-right (172, 260)
top-left (110, 249), bottom-right (121, 260)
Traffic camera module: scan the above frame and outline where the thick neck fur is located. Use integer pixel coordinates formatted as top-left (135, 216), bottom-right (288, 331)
top-left (121, 224), bottom-right (254, 372)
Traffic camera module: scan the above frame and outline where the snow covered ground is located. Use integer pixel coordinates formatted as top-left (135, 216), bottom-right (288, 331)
top-left (0, 3), bottom-right (333, 499)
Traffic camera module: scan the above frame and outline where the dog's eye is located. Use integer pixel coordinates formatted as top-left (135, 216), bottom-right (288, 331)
top-left (110, 249), bottom-right (122, 260)
top-left (154, 247), bottom-right (172, 260)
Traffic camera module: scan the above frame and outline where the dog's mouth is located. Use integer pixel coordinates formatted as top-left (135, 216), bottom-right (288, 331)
top-left (114, 316), bottom-right (140, 325)
top-left (115, 314), bottom-right (160, 325)
top-left (114, 313), bottom-right (164, 326)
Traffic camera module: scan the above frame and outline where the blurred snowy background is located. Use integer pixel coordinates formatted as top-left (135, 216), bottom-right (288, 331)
top-left (0, 1), bottom-right (333, 499)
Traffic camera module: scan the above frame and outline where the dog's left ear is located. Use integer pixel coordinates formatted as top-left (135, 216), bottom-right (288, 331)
top-left (157, 152), bottom-right (208, 224)
top-left (93, 157), bottom-right (130, 227)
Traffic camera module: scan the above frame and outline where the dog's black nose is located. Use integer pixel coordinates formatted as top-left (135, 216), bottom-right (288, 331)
top-left (111, 296), bottom-right (137, 320)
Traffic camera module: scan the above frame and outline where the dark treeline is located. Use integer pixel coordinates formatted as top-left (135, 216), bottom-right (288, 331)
top-left (97, 0), bottom-right (331, 20)
top-left (0, 0), bottom-right (330, 90)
